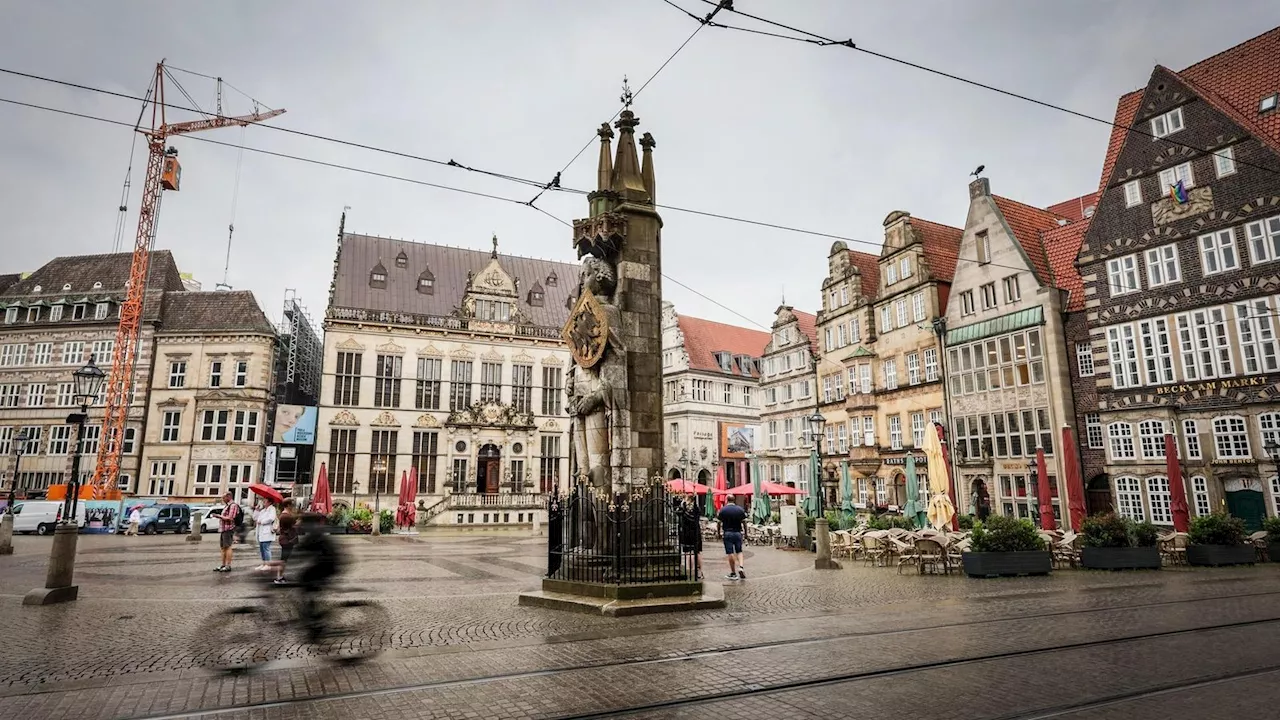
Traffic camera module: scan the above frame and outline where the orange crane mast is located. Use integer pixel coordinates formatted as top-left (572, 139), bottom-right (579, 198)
top-left (87, 62), bottom-right (284, 498)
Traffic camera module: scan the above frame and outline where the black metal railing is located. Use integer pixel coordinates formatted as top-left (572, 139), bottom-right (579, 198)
top-left (546, 480), bottom-right (697, 585)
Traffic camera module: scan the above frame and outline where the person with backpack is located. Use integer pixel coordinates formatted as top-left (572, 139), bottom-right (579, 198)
top-left (215, 492), bottom-right (241, 573)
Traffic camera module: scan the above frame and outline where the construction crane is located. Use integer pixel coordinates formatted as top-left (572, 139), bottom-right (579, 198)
top-left (87, 61), bottom-right (284, 497)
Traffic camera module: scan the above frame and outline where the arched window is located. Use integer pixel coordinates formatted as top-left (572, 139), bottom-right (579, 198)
top-left (1212, 415), bottom-right (1251, 458)
top-left (1146, 475), bottom-right (1172, 525)
top-left (668, 467), bottom-right (682, 480)
top-left (1115, 476), bottom-right (1144, 521)
top-left (1191, 475), bottom-right (1211, 517)
top-left (1138, 420), bottom-right (1167, 459)
top-left (1108, 422), bottom-right (1135, 460)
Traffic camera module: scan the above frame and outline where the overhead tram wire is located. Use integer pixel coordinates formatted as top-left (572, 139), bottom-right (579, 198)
top-left (674, 0), bottom-right (1280, 180)
top-left (0, 94), bottom-right (770, 329)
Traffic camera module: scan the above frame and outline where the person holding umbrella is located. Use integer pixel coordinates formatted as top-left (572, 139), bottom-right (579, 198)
top-left (249, 484), bottom-right (284, 571)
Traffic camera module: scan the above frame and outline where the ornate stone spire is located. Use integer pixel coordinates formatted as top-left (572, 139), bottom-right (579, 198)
top-left (610, 110), bottom-right (647, 200)
top-left (640, 132), bottom-right (656, 203)
top-left (595, 123), bottom-right (614, 193)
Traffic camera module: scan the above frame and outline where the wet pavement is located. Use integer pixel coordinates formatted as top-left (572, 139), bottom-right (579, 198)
top-left (1, 531), bottom-right (1278, 719)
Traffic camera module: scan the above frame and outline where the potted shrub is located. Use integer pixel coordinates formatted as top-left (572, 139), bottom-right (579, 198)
top-left (958, 515), bottom-right (975, 531)
top-left (1186, 513), bottom-right (1254, 566)
top-left (1264, 517), bottom-right (1280, 562)
top-left (1079, 513), bottom-right (1161, 570)
top-left (962, 515), bottom-right (1051, 577)
top-left (378, 509), bottom-right (394, 534)
top-left (346, 506), bottom-right (374, 535)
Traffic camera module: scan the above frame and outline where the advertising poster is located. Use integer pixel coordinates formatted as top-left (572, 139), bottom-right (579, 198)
top-left (718, 422), bottom-right (759, 459)
top-left (273, 405), bottom-right (318, 445)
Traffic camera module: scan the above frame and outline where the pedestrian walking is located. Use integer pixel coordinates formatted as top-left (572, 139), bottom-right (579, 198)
top-left (275, 500), bottom-right (298, 584)
top-left (124, 506), bottom-right (141, 536)
top-left (678, 495), bottom-right (704, 580)
top-left (717, 494), bottom-right (748, 580)
top-left (215, 492), bottom-right (240, 572)
top-left (254, 499), bottom-right (278, 571)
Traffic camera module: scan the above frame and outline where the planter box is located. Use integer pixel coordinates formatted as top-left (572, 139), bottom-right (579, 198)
top-left (1080, 546), bottom-right (1161, 570)
top-left (962, 551), bottom-right (1052, 578)
top-left (1186, 544), bottom-right (1256, 567)
top-left (1269, 542), bottom-right (1280, 563)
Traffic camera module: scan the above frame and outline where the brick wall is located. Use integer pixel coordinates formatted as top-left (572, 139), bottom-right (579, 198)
top-left (1064, 311), bottom-right (1105, 482)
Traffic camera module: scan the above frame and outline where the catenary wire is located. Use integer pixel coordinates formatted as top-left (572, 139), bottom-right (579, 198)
top-left (678, 0), bottom-right (1280, 179)
top-left (0, 95), bottom-right (770, 329)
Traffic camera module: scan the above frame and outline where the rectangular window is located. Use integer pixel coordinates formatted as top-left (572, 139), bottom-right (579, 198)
top-left (980, 282), bottom-right (998, 310)
top-left (1183, 419), bottom-right (1201, 460)
top-left (1245, 216), bottom-right (1280, 265)
top-left (479, 361), bottom-right (502, 403)
top-left (1107, 255), bottom-right (1140, 295)
top-left (152, 462), bottom-right (179, 497)
top-left (1159, 162), bottom-right (1195, 193)
top-left (889, 416), bottom-right (903, 450)
top-left (1106, 324), bottom-right (1141, 389)
top-left (168, 361), bottom-right (186, 388)
top-left (784, 418), bottom-right (795, 447)
top-left (209, 360), bottom-right (223, 388)
top-left (1150, 107), bottom-right (1184, 138)
top-left (960, 291), bottom-right (975, 316)
top-left (1116, 477), bottom-right (1145, 522)
top-left (841, 284), bottom-right (849, 305)
top-left (374, 355), bottom-right (403, 408)
top-left (72, 304), bottom-right (86, 320)
top-left (837, 323), bottom-right (847, 347)
top-left (880, 305), bottom-right (893, 332)
top-left (1086, 413), bottom-right (1104, 449)
top-left (329, 429), bottom-right (356, 494)
top-left (540, 366), bottom-right (560, 412)
top-left (1002, 275), bottom-right (1021, 304)
top-left (369, 430), bottom-right (397, 494)
top-left (80, 425), bottom-right (102, 457)
top-left (911, 412), bottom-right (925, 449)
top-left (234, 360), bottom-right (248, 387)
top-left (161, 410), bottom-right (181, 442)
top-left (1076, 342), bottom-right (1095, 377)
top-left (26, 383), bottom-right (45, 408)
top-left (201, 409), bottom-right (230, 441)
top-left (1124, 180), bottom-right (1143, 207)
top-left (450, 360), bottom-right (473, 410)
top-left (49, 305), bottom-right (63, 322)
top-left (1213, 416), bottom-right (1251, 459)
top-left (334, 351), bottom-right (362, 406)
top-left (450, 459), bottom-right (468, 491)
top-left (861, 416), bottom-right (874, 446)
top-left (1145, 244), bottom-right (1181, 287)
top-left (742, 386), bottom-right (753, 406)
top-left (906, 352), bottom-right (921, 385)
top-left (1139, 420), bottom-right (1168, 459)
top-left (1138, 318), bottom-right (1175, 385)
top-left (1108, 423), bottom-right (1134, 460)
top-left (1178, 307), bottom-right (1234, 379)
top-left (1199, 229), bottom-right (1239, 276)
top-left (232, 410), bottom-right (258, 442)
top-left (976, 231), bottom-right (991, 264)
top-left (885, 263), bottom-right (898, 285)
top-left (48, 425), bottom-right (72, 456)
top-left (823, 375), bottom-right (834, 403)
top-left (511, 364), bottom-right (533, 414)
top-left (412, 431), bottom-right (439, 493)
top-left (56, 382), bottom-right (74, 407)
top-left (415, 357), bottom-right (443, 410)
top-left (1214, 146), bottom-right (1236, 177)
top-left (859, 363), bottom-right (872, 394)
top-left (94, 302), bottom-right (109, 320)
top-left (121, 427), bottom-right (137, 455)
top-left (912, 292), bottom-right (925, 322)
top-left (0, 385), bottom-right (19, 408)
top-left (883, 359), bottom-right (898, 390)
top-left (2, 308), bottom-right (14, 324)
top-left (896, 298), bottom-right (908, 328)
top-left (539, 435), bottom-right (562, 493)
top-left (824, 328), bottom-right (833, 351)
top-left (92, 340), bottom-right (113, 365)
top-left (850, 318), bottom-right (861, 344)
top-left (768, 421), bottom-right (778, 449)
top-left (723, 383), bottom-right (732, 404)
top-left (25, 307), bottom-right (39, 323)
top-left (32, 343), bottom-right (51, 365)
top-left (924, 347), bottom-right (939, 382)
top-left (1235, 299), bottom-right (1279, 374)
top-left (62, 341), bottom-right (84, 365)
top-left (1192, 476), bottom-right (1211, 517)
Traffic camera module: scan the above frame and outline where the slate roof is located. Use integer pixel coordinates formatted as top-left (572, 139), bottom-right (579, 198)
top-left (1042, 219), bottom-right (1090, 312)
top-left (992, 196), bottom-right (1069, 286)
top-left (677, 314), bottom-right (770, 377)
top-left (159, 290), bottom-right (276, 335)
top-left (0, 274), bottom-right (20, 294)
top-left (0, 251), bottom-right (184, 299)
top-left (331, 234), bottom-right (581, 328)
top-left (1046, 192), bottom-right (1100, 223)
top-left (910, 218), bottom-right (963, 282)
top-left (847, 250), bottom-right (880, 300)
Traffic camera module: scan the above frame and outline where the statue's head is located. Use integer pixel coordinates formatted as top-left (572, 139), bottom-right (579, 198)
top-left (581, 256), bottom-right (617, 297)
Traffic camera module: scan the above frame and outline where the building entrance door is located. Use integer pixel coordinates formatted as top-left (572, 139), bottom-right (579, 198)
top-left (1226, 489), bottom-right (1266, 532)
top-left (1086, 474), bottom-right (1114, 516)
top-left (477, 444), bottom-right (501, 494)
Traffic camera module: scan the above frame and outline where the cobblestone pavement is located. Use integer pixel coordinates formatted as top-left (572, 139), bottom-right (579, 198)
top-left (1, 531), bottom-right (1279, 719)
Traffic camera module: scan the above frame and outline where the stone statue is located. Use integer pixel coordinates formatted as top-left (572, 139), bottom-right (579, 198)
top-left (566, 256), bottom-right (628, 493)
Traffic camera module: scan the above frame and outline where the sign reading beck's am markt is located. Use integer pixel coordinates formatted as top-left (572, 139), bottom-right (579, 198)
top-left (1153, 376), bottom-right (1270, 396)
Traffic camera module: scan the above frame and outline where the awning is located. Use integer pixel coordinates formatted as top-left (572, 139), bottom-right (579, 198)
top-left (946, 306), bottom-right (1044, 346)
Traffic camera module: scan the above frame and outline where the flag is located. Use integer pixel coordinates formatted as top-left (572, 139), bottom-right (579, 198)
top-left (1168, 180), bottom-right (1188, 205)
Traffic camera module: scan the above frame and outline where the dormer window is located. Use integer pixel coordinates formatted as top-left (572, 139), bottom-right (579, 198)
top-left (369, 262), bottom-right (388, 289)
top-left (72, 304), bottom-right (86, 320)
top-left (527, 281), bottom-right (545, 307)
top-left (546, 271), bottom-right (558, 287)
top-left (26, 307), bottom-right (39, 323)
top-left (62, 283), bottom-right (71, 292)
top-left (715, 352), bottom-right (733, 372)
top-left (738, 356), bottom-right (754, 375)
top-left (49, 305), bottom-right (63, 322)
top-left (417, 268), bottom-right (435, 295)
top-left (1150, 107), bottom-right (1184, 139)
top-left (92, 281), bottom-right (103, 290)
top-left (395, 250), bottom-right (408, 268)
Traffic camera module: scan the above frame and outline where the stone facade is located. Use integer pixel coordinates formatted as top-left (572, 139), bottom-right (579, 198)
top-left (759, 306), bottom-right (819, 491)
top-left (1077, 43), bottom-right (1280, 531)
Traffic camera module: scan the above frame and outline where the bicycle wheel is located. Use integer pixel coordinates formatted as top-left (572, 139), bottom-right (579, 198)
top-left (316, 599), bottom-right (389, 666)
top-left (194, 606), bottom-right (272, 675)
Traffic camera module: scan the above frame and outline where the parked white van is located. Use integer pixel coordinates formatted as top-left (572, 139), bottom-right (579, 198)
top-left (10, 501), bottom-right (87, 535)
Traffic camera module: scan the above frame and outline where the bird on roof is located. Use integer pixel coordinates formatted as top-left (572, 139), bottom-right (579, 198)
top-left (970, 165), bottom-right (985, 178)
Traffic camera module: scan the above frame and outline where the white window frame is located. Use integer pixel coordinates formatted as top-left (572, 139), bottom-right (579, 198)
top-left (1076, 342), bottom-right (1095, 377)
top-left (49, 305), bottom-right (63, 322)
top-left (1086, 413), bottom-right (1104, 449)
top-left (1138, 420), bottom-right (1168, 459)
top-left (1192, 475), bottom-right (1211, 516)
top-left (168, 361), bottom-right (186, 388)
top-left (896, 298), bottom-right (908, 328)
top-left (899, 257), bottom-right (911, 280)
top-left (1123, 180), bottom-right (1143, 208)
top-left (1158, 161), bottom-right (1195, 191)
top-left (94, 302), bottom-right (109, 320)
top-left (1235, 299), bottom-right (1279, 375)
top-left (912, 292), bottom-right (925, 322)
top-left (1184, 419), bottom-right (1202, 460)
top-left (1149, 107), bottom-right (1184, 139)
top-left (863, 416), bottom-right (875, 446)
top-left (1115, 476), bottom-right (1145, 521)
top-left (1108, 422), bottom-right (1135, 460)
top-left (1138, 318), bottom-right (1175, 386)
top-left (161, 411), bottom-right (182, 443)
top-left (1212, 415), bottom-right (1251, 459)
top-left (1147, 476), bottom-right (1173, 525)
top-left (1144, 244), bottom-right (1181, 287)
top-left (1107, 255), bottom-right (1140, 296)
top-left (924, 348), bottom-right (939, 382)
top-left (1198, 228), bottom-right (1238, 276)
top-left (889, 415), bottom-right (903, 450)
top-left (1106, 324), bottom-right (1141, 389)
top-left (1245, 216), bottom-right (1280, 265)
top-left (980, 282), bottom-right (998, 310)
top-left (1213, 146), bottom-right (1236, 178)
top-left (906, 352), bottom-right (921, 385)
top-left (880, 305), bottom-right (893, 332)
top-left (960, 291), bottom-right (975, 316)
top-left (885, 263), bottom-right (899, 286)
top-left (883, 359), bottom-right (898, 390)
top-left (1002, 275), bottom-right (1021, 304)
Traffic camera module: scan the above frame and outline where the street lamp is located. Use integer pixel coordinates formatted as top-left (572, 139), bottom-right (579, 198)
top-left (7, 429), bottom-right (31, 511)
top-left (1026, 457), bottom-right (1040, 526)
top-left (24, 358), bottom-right (105, 606)
top-left (806, 412), bottom-right (826, 516)
top-left (371, 457), bottom-right (387, 536)
top-left (805, 411), bottom-right (839, 570)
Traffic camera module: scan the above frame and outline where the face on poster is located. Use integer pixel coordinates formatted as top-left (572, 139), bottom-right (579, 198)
top-left (273, 405), bottom-right (318, 444)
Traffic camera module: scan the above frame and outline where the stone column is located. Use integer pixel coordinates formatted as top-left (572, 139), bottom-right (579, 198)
top-left (24, 523), bottom-right (79, 605)
top-left (0, 512), bottom-right (13, 555)
top-left (186, 511), bottom-right (203, 543)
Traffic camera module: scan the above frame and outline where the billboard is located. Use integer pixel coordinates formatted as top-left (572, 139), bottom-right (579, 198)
top-left (719, 422), bottom-right (759, 459)
top-left (273, 405), bottom-right (318, 445)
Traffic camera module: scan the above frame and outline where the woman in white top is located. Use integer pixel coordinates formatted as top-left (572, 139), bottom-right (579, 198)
top-left (254, 500), bottom-right (278, 571)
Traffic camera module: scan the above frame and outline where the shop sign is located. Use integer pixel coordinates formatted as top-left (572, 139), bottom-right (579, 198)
top-left (1154, 376), bottom-right (1269, 396)
top-left (883, 455), bottom-right (927, 466)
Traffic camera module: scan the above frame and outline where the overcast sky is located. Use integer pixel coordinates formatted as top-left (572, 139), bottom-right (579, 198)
top-left (2, 1), bottom-right (1277, 331)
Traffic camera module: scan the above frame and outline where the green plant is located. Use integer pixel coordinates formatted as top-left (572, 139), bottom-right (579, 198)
top-left (1188, 513), bottom-right (1247, 546)
top-left (802, 516), bottom-right (816, 532)
top-left (379, 509), bottom-right (394, 534)
top-left (769, 511), bottom-right (781, 524)
top-left (1263, 516), bottom-right (1280, 543)
top-left (1081, 513), bottom-right (1131, 548)
top-left (969, 515), bottom-right (1045, 553)
top-left (326, 508), bottom-right (348, 527)
top-left (824, 510), bottom-right (842, 528)
top-left (1131, 521), bottom-right (1159, 548)
top-left (958, 515), bottom-right (975, 530)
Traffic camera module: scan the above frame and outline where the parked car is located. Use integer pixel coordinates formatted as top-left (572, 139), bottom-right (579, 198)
top-left (10, 501), bottom-right (87, 535)
top-left (125, 504), bottom-right (191, 535)
top-left (199, 505), bottom-right (226, 533)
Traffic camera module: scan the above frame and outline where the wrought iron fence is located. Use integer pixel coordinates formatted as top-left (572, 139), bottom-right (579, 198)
top-left (546, 479), bottom-right (698, 585)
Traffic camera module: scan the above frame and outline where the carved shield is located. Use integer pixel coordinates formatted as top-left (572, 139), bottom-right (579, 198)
top-left (562, 289), bottom-right (609, 368)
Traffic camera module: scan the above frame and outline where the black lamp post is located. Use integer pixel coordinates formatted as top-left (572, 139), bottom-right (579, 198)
top-left (1026, 457), bottom-right (1040, 526)
top-left (805, 410), bottom-right (839, 570)
top-left (7, 429), bottom-right (31, 512)
top-left (64, 359), bottom-right (106, 521)
top-left (806, 411), bottom-right (826, 517)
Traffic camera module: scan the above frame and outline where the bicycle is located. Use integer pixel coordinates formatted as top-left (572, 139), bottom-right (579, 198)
top-left (194, 578), bottom-right (389, 675)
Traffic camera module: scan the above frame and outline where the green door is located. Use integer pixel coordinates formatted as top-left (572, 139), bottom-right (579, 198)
top-left (1225, 490), bottom-right (1266, 532)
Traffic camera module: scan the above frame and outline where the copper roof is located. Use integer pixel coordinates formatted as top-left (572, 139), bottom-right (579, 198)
top-left (331, 233), bottom-right (581, 328)
top-left (992, 196), bottom-right (1068, 286)
top-left (159, 290), bottom-right (276, 335)
top-left (676, 314), bottom-right (770, 377)
top-left (0, 251), bottom-right (184, 299)
top-left (1042, 219), bottom-right (1090, 312)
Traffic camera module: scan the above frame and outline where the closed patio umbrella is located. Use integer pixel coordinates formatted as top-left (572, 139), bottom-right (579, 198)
top-left (903, 453), bottom-right (927, 529)
top-left (750, 456), bottom-right (771, 524)
top-left (1063, 425), bottom-right (1088, 531)
top-left (840, 461), bottom-right (855, 519)
top-left (1165, 433), bottom-right (1191, 532)
top-left (310, 462), bottom-right (332, 515)
top-left (714, 463), bottom-right (728, 512)
top-left (923, 424), bottom-right (955, 531)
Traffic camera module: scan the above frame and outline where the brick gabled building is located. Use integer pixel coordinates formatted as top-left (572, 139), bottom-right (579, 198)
top-left (1075, 27), bottom-right (1280, 531)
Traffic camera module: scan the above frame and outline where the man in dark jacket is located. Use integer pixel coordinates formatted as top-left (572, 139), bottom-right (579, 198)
top-left (678, 496), bottom-right (704, 580)
top-left (294, 512), bottom-right (344, 641)
top-left (717, 495), bottom-right (748, 580)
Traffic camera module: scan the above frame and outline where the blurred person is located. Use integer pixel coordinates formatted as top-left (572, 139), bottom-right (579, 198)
top-left (124, 506), bottom-right (141, 536)
top-left (274, 500), bottom-right (299, 584)
top-left (294, 511), bottom-right (344, 641)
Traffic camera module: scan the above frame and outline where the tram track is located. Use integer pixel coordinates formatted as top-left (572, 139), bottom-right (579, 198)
top-left (130, 587), bottom-right (1280, 720)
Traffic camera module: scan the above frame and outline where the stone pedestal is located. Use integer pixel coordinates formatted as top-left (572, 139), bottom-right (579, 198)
top-left (186, 511), bottom-right (203, 543)
top-left (813, 518), bottom-right (842, 570)
top-left (531, 515), bottom-right (541, 536)
top-left (24, 523), bottom-right (80, 605)
top-left (0, 512), bottom-right (13, 555)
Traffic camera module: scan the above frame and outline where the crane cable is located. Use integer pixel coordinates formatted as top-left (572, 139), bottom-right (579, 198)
top-left (219, 125), bottom-right (247, 290)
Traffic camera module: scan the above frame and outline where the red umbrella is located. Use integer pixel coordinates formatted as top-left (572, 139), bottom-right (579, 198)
top-left (1165, 433), bottom-right (1190, 532)
top-left (713, 464), bottom-right (727, 511)
top-left (249, 483), bottom-right (285, 505)
top-left (399, 467), bottom-right (419, 528)
top-left (1062, 426), bottom-right (1087, 531)
top-left (310, 462), bottom-right (332, 515)
top-left (730, 481), bottom-right (805, 496)
top-left (1036, 446), bottom-right (1056, 530)
top-left (668, 478), bottom-right (722, 494)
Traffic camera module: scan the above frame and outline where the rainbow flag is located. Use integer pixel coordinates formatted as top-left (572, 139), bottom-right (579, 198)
top-left (1168, 180), bottom-right (1189, 204)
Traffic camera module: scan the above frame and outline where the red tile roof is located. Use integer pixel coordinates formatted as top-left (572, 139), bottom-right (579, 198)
top-left (793, 309), bottom-right (820, 356)
top-left (1097, 90), bottom-right (1143, 192)
top-left (677, 314), bottom-right (770, 376)
top-left (846, 250), bottom-right (880, 300)
top-left (1046, 192), bottom-right (1100, 223)
top-left (910, 217), bottom-right (963, 282)
top-left (992, 196), bottom-right (1068, 287)
top-left (1042, 218), bottom-right (1090, 312)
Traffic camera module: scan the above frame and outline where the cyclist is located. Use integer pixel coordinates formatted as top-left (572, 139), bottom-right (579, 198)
top-left (294, 511), bottom-right (344, 641)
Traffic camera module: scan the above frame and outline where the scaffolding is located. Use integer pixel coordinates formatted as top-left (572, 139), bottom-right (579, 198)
top-left (278, 289), bottom-right (323, 406)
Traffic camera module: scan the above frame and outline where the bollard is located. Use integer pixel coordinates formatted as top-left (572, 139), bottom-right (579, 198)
top-left (531, 513), bottom-right (542, 537)
top-left (24, 522), bottom-right (80, 605)
top-left (186, 511), bottom-right (203, 543)
top-left (0, 512), bottom-right (13, 555)
top-left (813, 518), bottom-right (841, 570)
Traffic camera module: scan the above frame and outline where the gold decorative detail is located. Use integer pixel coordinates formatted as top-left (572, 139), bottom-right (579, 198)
top-left (562, 288), bottom-right (609, 369)
top-left (330, 410), bottom-right (359, 426)
top-left (336, 337), bottom-right (366, 351)
top-left (371, 411), bottom-right (400, 427)
top-left (413, 414), bottom-right (441, 428)
top-left (375, 340), bottom-right (406, 354)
